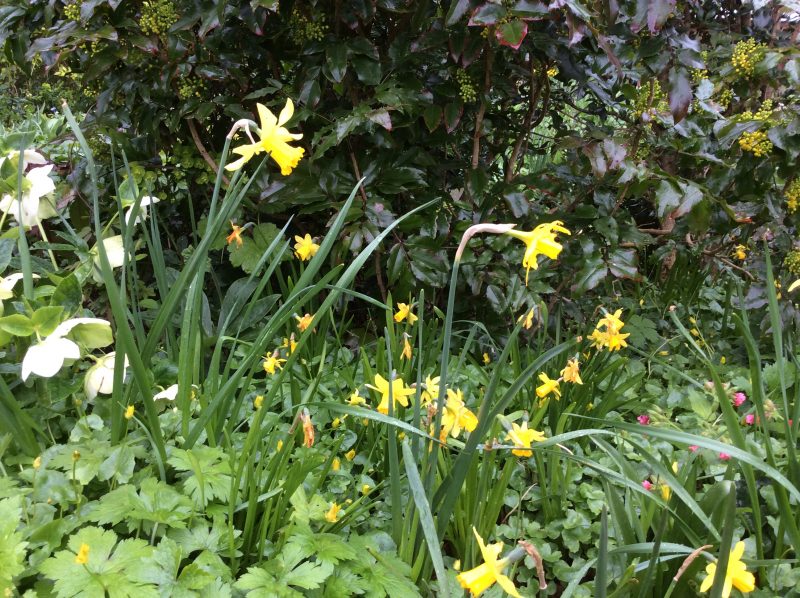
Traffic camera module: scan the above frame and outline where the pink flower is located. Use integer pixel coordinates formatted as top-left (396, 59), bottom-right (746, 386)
top-left (732, 392), bottom-right (746, 408)
top-left (637, 414), bottom-right (650, 425)
top-left (642, 480), bottom-right (653, 491)
top-left (719, 452), bottom-right (731, 461)
top-left (744, 414), bottom-right (755, 425)
top-left (688, 445), bottom-right (699, 452)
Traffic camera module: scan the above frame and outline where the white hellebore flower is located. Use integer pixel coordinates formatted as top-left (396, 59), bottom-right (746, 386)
top-left (0, 163), bottom-right (57, 228)
top-left (0, 273), bottom-right (40, 300)
top-left (84, 352), bottom-right (130, 400)
top-left (92, 235), bottom-right (126, 283)
top-left (124, 195), bottom-right (160, 226)
top-left (153, 384), bottom-right (179, 402)
top-left (21, 317), bottom-right (112, 381)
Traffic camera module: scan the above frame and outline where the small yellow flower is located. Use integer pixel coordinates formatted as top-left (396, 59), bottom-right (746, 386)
top-left (597, 308), bottom-right (625, 334)
top-left (535, 373), bottom-right (560, 400)
top-left (690, 328), bottom-right (700, 337)
top-left (560, 358), bottom-right (583, 384)
top-left (520, 308), bottom-right (535, 330)
top-left (394, 302), bottom-right (418, 324)
top-left (33, 456), bottom-right (42, 469)
top-left (75, 543), bottom-right (90, 565)
top-left (401, 336), bottom-right (413, 361)
top-left (332, 417), bottom-right (341, 429)
top-left (294, 233), bottom-right (319, 261)
top-left (361, 484), bottom-right (371, 495)
top-left (276, 439), bottom-right (284, 451)
top-left (439, 389), bottom-right (478, 441)
top-left (324, 502), bottom-right (341, 523)
top-left (226, 222), bottom-right (244, 247)
top-left (225, 100), bottom-right (305, 174)
top-left (420, 375), bottom-right (440, 406)
top-left (505, 221), bottom-right (571, 285)
top-left (456, 527), bottom-right (522, 598)
top-left (483, 352), bottom-right (491, 365)
top-left (282, 335), bottom-right (298, 353)
top-left (733, 244), bottom-right (747, 261)
top-left (699, 541), bottom-right (755, 597)
top-left (124, 405), bottom-right (135, 420)
top-left (300, 410), bottom-right (314, 448)
top-left (295, 313), bottom-right (314, 332)
top-left (345, 449), bottom-right (356, 461)
top-left (348, 389), bottom-right (367, 406)
top-left (263, 352), bottom-right (287, 375)
top-left (367, 373), bottom-right (415, 414)
top-left (254, 395), bottom-right (264, 410)
top-left (332, 457), bottom-right (341, 471)
top-left (660, 483), bottom-right (671, 501)
top-left (505, 421), bottom-right (545, 457)
top-left (720, 356), bottom-right (727, 365)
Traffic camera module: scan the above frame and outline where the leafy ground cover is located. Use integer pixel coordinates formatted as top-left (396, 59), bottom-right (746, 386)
top-left (1, 0), bottom-right (800, 597)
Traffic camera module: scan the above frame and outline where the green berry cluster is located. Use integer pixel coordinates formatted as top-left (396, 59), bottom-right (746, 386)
top-left (178, 77), bottom-right (206, 101)
top-left (786, 180), bottom-right (800, 213)
top-left (456, 70), bottom-right (477, 102)
top-left (731, 39), bottom-right (766, 77)
top-left (734, 99), bottom-right (774, 123)
top-left (738, 130), bottom-right (772, 157)
top-left (63, 2), bottom-right (81, 21)
top-left (784, 250), bottom-right (800, 275)
top-left (289, 8), bottom-right (328, 44)
top-left (633, 80), bottom-right (668, 119)
top-left (691, 68), bottom-right (708, 83)
top-left (140, 0), bottom-right (178, 36)
top-left (717, 88), bottom-right (733, 110)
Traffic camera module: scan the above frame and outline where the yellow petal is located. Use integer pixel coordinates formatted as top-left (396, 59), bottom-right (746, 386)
top-left (278, 99), bottom-right (294, 126)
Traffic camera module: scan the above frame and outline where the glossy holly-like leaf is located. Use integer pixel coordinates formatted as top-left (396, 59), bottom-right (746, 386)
top-left (668, 67), bottom-right (692, 123)
top-left (496, 20), bottom-right (528, 49)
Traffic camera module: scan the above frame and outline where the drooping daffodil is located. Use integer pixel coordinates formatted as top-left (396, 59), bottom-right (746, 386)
top-left (456, 527), bottom-right (522, 597)
top-left (226, 100), bottom-right (305, 175)
top-left (22, 318), bottom-right (113, 381)
top-left (439, 388), bottom-right (478, 440)
top-left (91, 235), bottom-right (126, 283)
top-left (84, 352), bottom-right (130, 400)
top-left (505, 221), bottom-right (570, 284)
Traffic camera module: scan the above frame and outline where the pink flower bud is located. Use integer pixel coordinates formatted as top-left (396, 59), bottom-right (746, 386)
top-left (732, 392), bottom-right (746, 408)
top-left (744, 414), bottom-right (755, 425)
top-left (637, 414), bottom-right (650, 425)
top-left (642, 480), bottom-right (653, 491)
top-left (719, 452), bottom-right (731, 461)
top-left (688, 445), bottom-right (699, 452)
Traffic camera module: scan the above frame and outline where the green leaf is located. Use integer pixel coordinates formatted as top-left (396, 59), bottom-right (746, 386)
top-left (422, 105), bottom-right (442, 132)
top-left (326, 45), bottom-right (348, 83)
top-left (668, 67), bottom-right (692, 123)
top-left (496, 19), bottom-right (527, 49)
top-left (229, 223), bottom-right (286, 274)
top-left (168, 446), bottom-right (232, 507)
top-left (443, 102), bottom-right (463, 133)
top-left (0, 239), bottom-right (14, 274)
top-left (0, 313), bottom-right (34, 337)
top-left (51, 273), bottom-right (83, 315)
top-left (131, 537), bottom-right (216, 597)
top-left (69, 321), bottom-right (114, 349)
top-left (31, 306), bottom-right (64, 336)
top-left (0, 496), bottom-right (26, 592)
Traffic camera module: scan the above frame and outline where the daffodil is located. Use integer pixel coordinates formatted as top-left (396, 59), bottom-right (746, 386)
top-left (420, 375), bottom-right (440, 405)
top-left (124, 405), bottom-right (135, 420)
top-left (505, 221), bottom-right (570, 284)
top-left (560, 358), bottom-right (582, 384)
top-left (22, 318), bottom-right (112, 381)
top-left (597, 309), bottom-right (625, 334)
top-left (505, 421), bottom-right (545, 457)
top-left (124, 195), bottom-right (160, 226)
top-left (294, 233), bottom-right (319, 261)
top-left (394, 302), bottom-right (418, 324)
top-left (325, 502), bottom-right (342, 522)
top-left (401, 335), bottom-right (412, 360)
top-left (263, 351), bottom-right (287, 375)
top-left (367, 373), bottom-right (415, 414)
top-left (295, 313), bottom-right (314, 332)
top-left (153, 384), bottom-right (179, 401)
top-left (226, 100), bottom-right (305, 174)
top-left (345, 449), bottom-right (356, 461)
top-left (589, 310), bottom-right (630, 351)
top-left (520, 308), bottom-right (535, 330)
top-left (282, 335), bottom-right (298, 354)
top-left (84, 352), bottom-right (129, 400)
top-left (699, 541), bottom-right (755, 597)
top-left (483, 352), bottom-right (491, 364)
top-left (300, 410), bottom-right (314, 447)
top-left (348, 389), bottom-right (367, 406)
top-left (439, 389), bottom-right (478, 440)
top-left (227, 223), bottom-right (244, 247)
top-left (456, 527), bottom-right (522, 598)
top-left (733, 244), bottom-right (747, 261)
top-left (535, 373), bottom-right (560, 400)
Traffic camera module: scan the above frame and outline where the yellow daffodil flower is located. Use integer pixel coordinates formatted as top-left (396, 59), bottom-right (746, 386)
top-left (295, 313), bottom-right (314, 332)
top-left (439, 389), bottom-right (478, 440)
top-left (505, 221), bottom-right (571, 284)
top-left (332, 457), bottom-right (340, 471)
top-left (456, 527), bottom-right (522, 598)
top-left (505, 421), bottom-right (545, 457)
top-left (598, 308), bottom-right (625, 334)
top-left (733, 244), bottom-right (747, 261)
top-left (227, 222), bottom-right (244, 247)
top-left (560, 358), bottom-right (582, 384)
top-left (348, 389), bottom-right (367, 406)
top-left (699, 541), bottom-right (755, 597)
top-left (226, 100), bottom-right (305, 174)
top-left (589, 310), bottom-right (630, 352)
top-left (483, 352), bottom-right (491, 364)
top-left (367, 373), bottom-right (415, 414)
top-left (421, 375), bottom-right (441, 405)
top-left (401, 335), bottom-right (413, 360)
top-left (345, 449), bottom-right (356, 461)
top-left (324, 502), bottom-right (341, 523)
top-left (124, 405), bottom-right (135, 420)
top-left (263, 352), bottom-right (287, 375)
top-left (75, 543), bottom-right (90, 565)
top-left (282, 335), bottom-right (298, 353)
top-left (520, 308), bottom-right (535, 330)
top-left (254, 395), bottom-right (264, 410)
top-left (535, 373), bottom-right (561, 400)
top-left (394, 302), bottom-right (418, 324)
top-left (294, 233), bottom-right (319, 261)
top-left (300, 410), bottom-right (314, 448)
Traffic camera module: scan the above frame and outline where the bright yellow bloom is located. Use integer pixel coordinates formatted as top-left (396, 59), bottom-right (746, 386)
top-left (332, 457), bottom-right (340, 471)
top-left (483, 352), bottom-right (490, 364)
top-left (300, 410), bottom-right (314, 448)
top-left (439, 389), bottom-right (478, 440)
top-left (394, 302), bottom-right (418, 324)
top-left (733, 244), bottom-right (747, 261)
top-left (535, 373), bottom-right (560, 400)
top-left (520, 308), bottom-right (535, 330)
top-left (421, 375), bottom-right (441, 405)
top-left (226, 100), bottom-right (305, 174)
top-left (367, 374), bottom-right (415, 414)
top-left (589, 328), bottom-right (630, 351)
top-left (401, 336), bottom-right (412, 361)
top-left (324, 502), bottom-right (341, 523)
top-left (456, 527), bottom-right (522, 598)
top-left (348, 389), bottom-right (367, 406)
top-left (699, 541), bottom-right (756, 597)
top-left (598, 309), bottom-right (625, 334)
top-left (505, 421), bottom-right (545, 457)
top-left (75, 543), bottom-right (90, 565)
top-left (254, 395), bottom-right (264, 410)
top-left (345, 449), bottom-right (356, 461)
top-left (124, 405), bottom-right (135, 420)
top-left (660, 483), bottom-right (671, 501)
top-left (560, 358), bottom-right (582, 384)
top-left (295, 313), bottom-right (314, 332)
top-left (294, 234), bottom-right (319, 261)
top-left (227, 222), bottom-right (244, 247)
top-left (263, 352), bottom-right (287, 375)
top-left (505, 221), bottom-right (571, 284)
top-left (282, 335), bottom-right (298, 353)
top-left (276, 439), bottom-right (283, 451)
